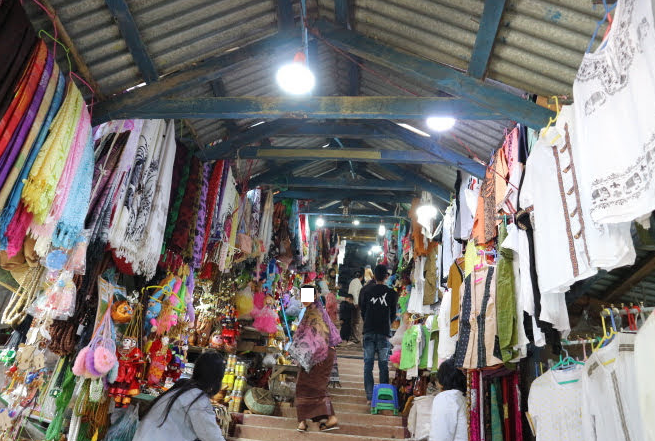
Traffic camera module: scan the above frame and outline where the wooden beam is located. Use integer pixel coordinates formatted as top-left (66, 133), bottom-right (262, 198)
top-left (261, 177), bottom-right (416, 192)
top-left (96, 96), bottom-right (506, 124)
top-left (313, 20), bottom-right (554, 129)
top-left (92, 32), bottom-right (299, 124)
top-left (276, 0), bottom-right (295, 31)
top-left (199, 119), bottom-right (294, 160)
top-left (378, 163), bottom-right (451, 202)
top-left (603, 254), bottom-right (655, 302)
top-left (218, 146), bottom-right (444, 164)
top-left (275, 190), bottom-right (415, 203)
top-left (106, 0), bottom-right (158, 84)
top-left (40, 0), bottom-right (105, 99)
top-left (468, 0), bottom-right (507, 79)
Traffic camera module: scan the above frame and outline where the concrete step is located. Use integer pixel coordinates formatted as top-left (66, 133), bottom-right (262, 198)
top-left (234, 425), bottom-right (402, 441)
top-left (276, 407), bottom-right (402, 426)
top-left (329, 394), bottom-right (368, 405)
top-left (241, 415), bottom-right (405, 438)
top-left (333, 401), bottom-right (373, 414)
top-left (327, 387), bottom-right (365, 396)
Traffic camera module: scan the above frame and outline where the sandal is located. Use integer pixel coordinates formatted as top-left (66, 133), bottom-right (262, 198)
top-left (320, 421), bottom-right (340, 432)
top-left (297, 421), bottom-right (308, 432)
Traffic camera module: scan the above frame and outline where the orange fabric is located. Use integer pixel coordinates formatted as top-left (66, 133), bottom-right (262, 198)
top-left (0, 41), bottom-right (48, 156)
top-left (410, 198), bottom-right (428, 257)
top-left (472, 149), bottom-right (510, 244)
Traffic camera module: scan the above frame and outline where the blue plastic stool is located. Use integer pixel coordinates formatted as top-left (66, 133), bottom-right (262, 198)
top-left (370, 384), bottom-right (399, 415)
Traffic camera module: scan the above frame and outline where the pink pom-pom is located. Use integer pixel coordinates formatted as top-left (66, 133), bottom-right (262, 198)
top-left (390, 349), bottom-right (401, 365)
top-left (253, 291), bottom-right (265, 310)
top-left (73, 347), bottom-right (90, 377)
top-left (93, 346), bottom-right (117, 375)
top-left (85, 345), bottom-right (102, 378)
top-left (252, 309), bottom-right (278, 334)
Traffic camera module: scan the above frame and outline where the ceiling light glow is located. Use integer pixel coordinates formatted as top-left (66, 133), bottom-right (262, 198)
top-left (353, 219), bottom-right (360, 226)
top-left (378, 224), bottom-right (386, 236)
top-left (316, 217), bottom-right (325, 228)
top-left (276, 52), bottom-right (315, 95)
top-left (426, 116), bottom-right (456, 132)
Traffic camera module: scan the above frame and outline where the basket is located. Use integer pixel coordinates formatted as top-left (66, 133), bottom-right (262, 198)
top-left (244, 388), bottom-right (276, 415)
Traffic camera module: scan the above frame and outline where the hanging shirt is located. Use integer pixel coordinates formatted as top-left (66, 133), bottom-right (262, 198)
top-left (438, 289), bottom-right (457, 363)
top-left (447, 259), bottom-right (464, 337)
top-left (429, 390), bottom-right (468, 441)
top-left (441, 204), bottom-right (460, 275)
top-left (572, 0), bottom-right (655, 224)
top-left (581, 333), bottom-right (644, 441)
top-left (528, 368), bottom-right (584, 441)
top-left (399, 325), bottom-right (420, 371)
top-left (455, 172), bottom-right (481, 241)
top-left (635, 312), bottom-right (655, 441)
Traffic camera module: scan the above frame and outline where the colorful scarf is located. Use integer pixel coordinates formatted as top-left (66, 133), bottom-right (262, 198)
top-left (199, 160), bottom-right (224, 265)
top-left (162, 140), bottom-right (190, 248)
top-left (0, 41), bottom-right (47, 155)
top-left (191, 162), bottom-right (211, 269)
top-left (170, 157), bottom-right (201, 253)
top-left (51, 131), bottom-right (94, 249)
top-left (258, 191), bottom-right (274, 261)
top-left (184, 165), bottom-right (204, 260)
top-left (0, 71), bottom-right (65, 254)
top-left (288, 300), bottom-right (341, 372)
top-left (0, 48), bottom-right (53, 190)
top-left (22, 82), bottom-right (83, 224)
top-left (0, 60), bottom-right (59, 209)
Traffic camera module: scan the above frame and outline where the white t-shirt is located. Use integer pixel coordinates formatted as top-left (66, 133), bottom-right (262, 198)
top-left (348, 278), bottom-right (362, 304)
top-left (429, 390), bottom-right (467, 441)
top-left (455, 172), bottom-right (480, 241)
top-left (528, 368), bottom-right (584, 441)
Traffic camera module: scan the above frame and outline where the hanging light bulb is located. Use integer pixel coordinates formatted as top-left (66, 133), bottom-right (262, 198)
top-left (378, 224), bottom-right (386, 236)
top-left (276, 52), bottom-right (316, 95)
top-left (416, 204), bottom-right (438, 225)
top-left (316, 217), bottom-right (325, 228)
top-left (353, 219), bottom-right (360, 226)
top-left (426, 116), bottom-right (456, 132)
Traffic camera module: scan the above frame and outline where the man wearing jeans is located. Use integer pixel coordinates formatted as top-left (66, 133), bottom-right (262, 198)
top-left (359, 264), bottom-right (398, 404)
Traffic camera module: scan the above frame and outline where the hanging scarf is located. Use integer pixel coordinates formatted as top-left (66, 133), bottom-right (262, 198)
top-left (162, 140), bottom-right (190, 248)
top-left (22, 81), bottom-right (83, 224)
top-left (248, 188), bottom-right (261, 238)
top-left (288, 300), bottom-right (341, 372)
top-left (191, 162), bottom-right (211, 270)
top-left (170, 156), bottom-right (201, 253)
top-left (213, 166), bottom-right (237, 239)
top-left (0, 40), bottom-right (47, 155)
top-left (51, 131), bottom-right (94, 249)
top-left (199, 160), bottom-right (224, 265)
top-left (0, 48), bottom-right (52, 190)
top-left (258, 191), bottom-right (274, 261)
top-left (132, 120), bottom-right (176, 278)
top-left (184, 164), bottom-right (204, 261)
top-left (0, 68), bottom-right (63, 250)
top-left (30, 100), bottom-right (90, 255)
top-left (0, 60), bottom-right (59, 209)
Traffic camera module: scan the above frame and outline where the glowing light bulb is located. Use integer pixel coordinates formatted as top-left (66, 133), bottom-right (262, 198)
top-left (426, 116), bottom-right (456, 132)
top-left (316, 217), bottom-right (325, 228)
top-left (353, 219), bottom-right (360, 226)
top-left (276, 53), bottom-right (316, 95)
top-left (378, 224), bottom-right (386, 236)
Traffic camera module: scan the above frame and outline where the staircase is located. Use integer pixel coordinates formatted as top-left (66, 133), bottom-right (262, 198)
top-left (232, 345), bottom-right (406, 441)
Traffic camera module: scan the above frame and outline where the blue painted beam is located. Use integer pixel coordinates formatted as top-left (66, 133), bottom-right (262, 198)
top-left (334, 0), bottom-right (349, 27)
top-left (261, 177), bottom-right (416, 191)
top-left (468, 0), bottom-right (507, 79)
top-left (268, 122), bottom-right (389, 138)
top-left (376, 120), bottom-right (486, 177)
top-left (92, 32), bottom-right (300, 125)
top-left (275, 190), bottom-right (415, 203)
top-left (276, 0), bottom-right (295, 30)
top-left (105, 96), bottom-right (506, 123)
top-left (250, 160), bottom-right (316, 187)
top-left (378, 164), bottom-right (451, 203)
top-left (313, 20), bottom-right (554, 129)
top-left (210, 78), bottom-right (238, 134)
top-left (217, 146), bottom-right (444, 164)
top-left (105, 0), bottom-right (158, 84)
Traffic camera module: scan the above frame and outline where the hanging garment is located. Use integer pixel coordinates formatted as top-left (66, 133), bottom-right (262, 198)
top-left (490, 382), bottom-right (503, 441)
top-left (496, 223), bottom-right (517, 363)
top-left (424, 315), bottom-right (439, 371)
top-left (453, 265), bottom-right (503, 369)
top-left (191, 163), bottom-right (212, 269)
top-left (441, 204), bottom-right (461, 275)
top-left (407, 257), bottom-right (430, 314)
top-left (455, 171), bottom-right (481, 241)
top-left (399, 325), bottom-right (420, 372)
top-left (635, 312), bottom-right (655, 441)
top-left (161, 140), bottom-right (191, 250)
top-left (581, 333), bottom-right (644, 441)
top-left (572, 0), bottom-right (655, 223)
top-left (472, 149), bottom-right (508, 245)
top-left (447, 258), bottom-right (464, 337)
top-left (424, 242), bottom-right (439, 305)
top-left (520, 118), bottom-right (635, 296)
top-left (437, 290), bottom-right (457, 363)
top-left (528, 367), bottom-right (584, 441)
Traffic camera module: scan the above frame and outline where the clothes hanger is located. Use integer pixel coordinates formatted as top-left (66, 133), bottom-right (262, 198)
top-left (541, 96), bottom-right (561, 136)
top-left (586, 0), bottom-right (617, 53)
top-left (593, 307), bottom-right (617, 352)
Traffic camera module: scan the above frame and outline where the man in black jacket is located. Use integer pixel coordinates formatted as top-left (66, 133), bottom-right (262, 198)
top-left (359, 264), bottom-right (398, 404)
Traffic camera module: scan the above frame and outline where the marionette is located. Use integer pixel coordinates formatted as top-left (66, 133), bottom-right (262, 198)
top-left (162, 346), bottom-right (185, 388)
top-left (147, 335), bottom-right (172, 386)
top-left (109, 336), bottom-right (145, 407)
top-left (144, 275), bottom-right (176, 334)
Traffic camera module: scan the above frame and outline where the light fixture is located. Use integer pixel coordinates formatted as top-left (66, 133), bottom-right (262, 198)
top-left (316, 217), bottom-right (325, 228)
top-left (416, 204), bottom-right (438, 225)
top-left (378, 224), bottom-right (386, 236)
top-left (426, 116), bottom-right (456, 132)
top-left (353, 219), bottom-right (360, 226)
top-left (276, 52), bottom-right (315, 95)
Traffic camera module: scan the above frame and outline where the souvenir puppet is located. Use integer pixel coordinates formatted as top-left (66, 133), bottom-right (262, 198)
top-left (109, 336), bottom-right (144, 407)
top-left (144, 275), bottom-right (176, 335)
top-left (147, 336), bottom-right (172, 386)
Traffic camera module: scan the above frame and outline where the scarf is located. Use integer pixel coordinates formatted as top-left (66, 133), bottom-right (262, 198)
top-left (184, 164), bottom-right (204, 261)
top-left (0, 60), bottom-right (59, 210)
top-left (214, 167), bottom-right (237, 240)
top-left (258, 191), bottom-right (274, 261)
top-left (0, 48), bottom-right (53, 190)
top-left (199, 160), bottom-right (224, 266)
top-left (51, 131), bottom-right (94, 249)
top-left (30, 99), bottom-right (90, 255)
top-left (191, 162), bottom-right (211, 270)
top-left (0, 41), bottom-right (48, 156)
top-left (162, 140), bottom-right (190, 248)
top-left (170, 157), bottom-right (201, 253)
top-left (288, 300), bottom-right (341, 372)
top-left (22, 82), bottom-right (84, 224)
top-left (248, 188), bottom-right (261, 238)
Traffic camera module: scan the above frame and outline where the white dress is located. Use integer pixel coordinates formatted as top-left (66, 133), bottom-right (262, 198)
top-left (572, 0), bottom-right (655, 223)
top-left (441, 204), bottom-right (461, 276)
top-left (528, 368), bottom-right (585, 441)
top-left (635, 312), bottom-right (655, 441)
top-left (581, 333), bottom-right (644, 441)
top-left (455, 172), bottom-right (480, 241)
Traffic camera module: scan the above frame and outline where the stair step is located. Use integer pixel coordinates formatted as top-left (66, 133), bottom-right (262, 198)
top-left (329, 394), bottom-right (368, 405)
top-left (234, 425), bottom-right (402, 441)
top-left (276, 407), bottom-right (402, 425)
top-left (241, 415), bottom-right (405, 438)
top-left (327, 387), bottom-right (365, 396)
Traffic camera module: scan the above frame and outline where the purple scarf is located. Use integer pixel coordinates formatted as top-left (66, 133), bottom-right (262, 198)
top-left (288, 299), bottom-right (341, 372)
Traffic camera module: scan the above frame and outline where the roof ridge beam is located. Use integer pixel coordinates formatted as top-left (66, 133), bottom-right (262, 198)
top-left (468, 0), bottom-right (507, 79)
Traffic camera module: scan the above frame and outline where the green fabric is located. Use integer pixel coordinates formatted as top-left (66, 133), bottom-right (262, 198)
top-left (398, 295), bottom-right (409, 314)
top-left (45, 365), bottom-right (76, 440)
top-left (163, 146), bottom-right (191, 247)
top-left (490, 382), bottom-right (504, 441)
top-left (496, 223), bottom-right (518, 363)
top-left (399, 326), bottom-right (419, 370)
top-left (418, 325), bottom-right (430, 369)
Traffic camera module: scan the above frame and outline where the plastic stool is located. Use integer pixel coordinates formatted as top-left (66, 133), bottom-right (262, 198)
top-left (370, 384), bottom-right (399, 415)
